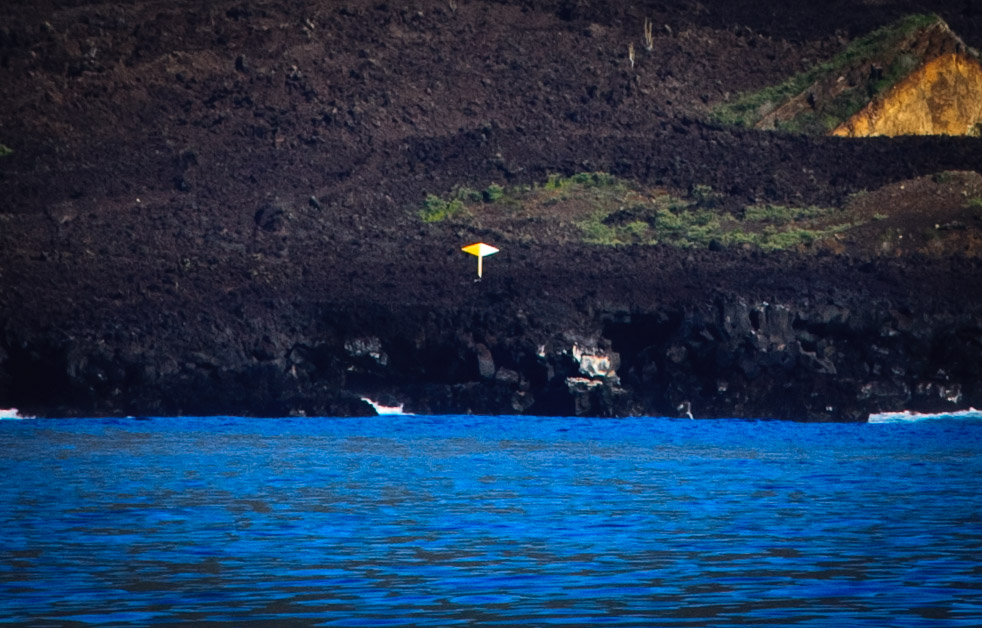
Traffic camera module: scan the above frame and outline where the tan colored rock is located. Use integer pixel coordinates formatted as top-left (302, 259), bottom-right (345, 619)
top-left (833, 53), bottom-right (982, 137)
top-left (720, 15), bottom-right (982, 137)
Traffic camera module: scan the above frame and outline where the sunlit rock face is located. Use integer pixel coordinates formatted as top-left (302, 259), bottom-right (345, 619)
top-left (833, 53), bottom-right (982, 137)
top-left (719, 15), bottom-right (982, 137)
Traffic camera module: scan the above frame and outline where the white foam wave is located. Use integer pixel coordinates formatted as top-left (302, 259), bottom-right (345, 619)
top-left (868, 408), bottom-right (982, 424)
top-left (361, 397), bottom-right (409, 416)
top-left (0, 408), bottom-right (31, 420)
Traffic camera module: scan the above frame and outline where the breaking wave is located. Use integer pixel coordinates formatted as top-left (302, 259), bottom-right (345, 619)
top-left (868, 408), bottom-right (982, 423)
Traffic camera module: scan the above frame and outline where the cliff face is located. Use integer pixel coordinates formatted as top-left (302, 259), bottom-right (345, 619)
top-left (833, 53), bottom-right (982, 136)
top-left (275, 295), bottom-right (981, 422)
top-left (2, 297), bottom-right (980, 422)
top-left (2, 0), bottom-right (982, 420)
top-left (3, 249), bottom-right (980, 421)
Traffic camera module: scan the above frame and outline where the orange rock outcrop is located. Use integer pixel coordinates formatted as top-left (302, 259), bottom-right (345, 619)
top-left (833, 53), bottom-right (982, 137)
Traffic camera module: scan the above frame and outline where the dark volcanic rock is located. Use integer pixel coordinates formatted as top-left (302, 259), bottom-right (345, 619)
top-left (2, 269), bottom-right (980, 420)
top-left (1, 0), bottom-right (981, 420)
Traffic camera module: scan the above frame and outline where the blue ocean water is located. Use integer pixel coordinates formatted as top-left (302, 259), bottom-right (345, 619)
top-left (1, 415), bottom-right (980, 626)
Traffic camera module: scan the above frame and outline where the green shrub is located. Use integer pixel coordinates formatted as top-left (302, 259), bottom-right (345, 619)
top-left (652, 208), bottom-right (724, 247)
top-left (579, 202), bottom-right (733, 248)
top-left (420, 194), bottom-right (467, 223)
top-left (625, 221), bottom-right (649, 239)
top-left (454, 186), bottom-right (483, 202)
top-left (543, 173), bottom-right (566, 190)
top-left (652, 207), bottom-right (684, 234)
top-left (579, 211), bottom-right (623, 245)
top-left (758, 227), bottom-right (818, 251)
top-left (483, 183), bottom-right (504, 202)
top-left (0, 144), bottom-right (12, 158)
top-left (820, 88), bottom-right (875, 129)
top-left (723, 231), bottom-right (761, 247)
top-left (711, 77), bottom-right (812, 128)
top-left (681, 223), bottom-right (719, 247)
top-left (874, 52), bottom-right (919, 94)
top-left (744, 204), bottom-right (832, 224)
top-left (690, 184), bottom-right (720, 207)
top-left (544, 171), bottom-right (620, 192)
top-left (574, 172), bottom-right (614, 188)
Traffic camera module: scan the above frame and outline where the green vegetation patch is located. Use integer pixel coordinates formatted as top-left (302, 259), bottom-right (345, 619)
top-left (543, 171), bottom-right (619, 191)
top-left (419, 194), bottom-right (467, 223)
top-left (711, 13), bottom-right (942, 134)
top-left (419, 172), bottom-right (627, 222)
top-left (420, 172), bottom-right (860, 252)
top-left (579, 198), bottom-right (849, 251)
top-left (0, 143), bottom-right (12, 158)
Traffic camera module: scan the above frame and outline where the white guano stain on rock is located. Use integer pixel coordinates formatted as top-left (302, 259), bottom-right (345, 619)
top-left (571, 343), bottom-right (620, 384)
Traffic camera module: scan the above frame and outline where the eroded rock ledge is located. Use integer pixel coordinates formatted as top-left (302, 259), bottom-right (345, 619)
top-left (3, 294), bottom-right (978, 421)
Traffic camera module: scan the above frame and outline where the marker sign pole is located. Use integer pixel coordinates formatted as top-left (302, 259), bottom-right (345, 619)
top-left (461, 242), bottom-right (499, 278)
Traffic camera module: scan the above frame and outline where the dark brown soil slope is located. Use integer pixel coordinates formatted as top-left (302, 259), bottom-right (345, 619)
top-left (2, 0), bottom-right (982, 420)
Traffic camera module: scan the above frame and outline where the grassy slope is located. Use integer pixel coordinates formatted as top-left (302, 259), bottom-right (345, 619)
top-left (418, 170), bottom-right (982, 257)
top-left (420, 173), bottom-right (854, 252)
top-left (710, 13), bottom-right (942, 134)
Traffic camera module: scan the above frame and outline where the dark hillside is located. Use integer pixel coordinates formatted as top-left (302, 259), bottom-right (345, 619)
top-left (1, 0), bottom-right (981, 419)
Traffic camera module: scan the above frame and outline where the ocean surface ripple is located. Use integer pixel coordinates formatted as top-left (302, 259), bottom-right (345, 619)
top-left (1, 415), bottom-right (980, 626)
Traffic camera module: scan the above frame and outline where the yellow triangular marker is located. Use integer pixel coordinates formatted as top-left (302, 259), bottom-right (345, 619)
top-left (461, 242), bottom-right (499, 278)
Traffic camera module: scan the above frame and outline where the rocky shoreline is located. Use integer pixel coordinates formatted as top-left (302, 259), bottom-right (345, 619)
top-left (3, 245), bottom-right (979, 421)
top-left (2, 0), bottom-right (981, 420)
